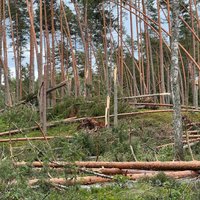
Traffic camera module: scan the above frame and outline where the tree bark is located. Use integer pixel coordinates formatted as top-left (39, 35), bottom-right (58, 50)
top-left (15, 161), bottom-right (200, 171)
top-left (171, 0), bottom-right (184, 160)
top-left (2, 0), bottom-right (12, 106)
top-left (29, 2), bottom-right (35, 94)
top-left (114, 66), bottom-right (118, 127)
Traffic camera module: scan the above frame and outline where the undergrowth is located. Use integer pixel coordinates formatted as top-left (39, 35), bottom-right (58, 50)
top-left (0, 105), bottom-right (200, 199)
top-left (47, 96), bottom-right (134, 120)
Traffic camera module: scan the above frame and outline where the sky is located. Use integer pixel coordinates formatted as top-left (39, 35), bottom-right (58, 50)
top-left (6, 0), bottom-right (172, 79)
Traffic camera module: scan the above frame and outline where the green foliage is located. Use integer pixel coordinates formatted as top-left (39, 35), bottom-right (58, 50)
top-left (1, 104), bottom-right (39, 129)
top-left (0, 91), bottom-right (4, 109)
top-left (48, 96), bottom-right (134, 120)
top-left (139, 172), bottom-right (175, 186)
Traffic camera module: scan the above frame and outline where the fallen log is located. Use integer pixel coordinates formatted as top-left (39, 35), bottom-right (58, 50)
top-left (28, 171), bottom-right (198, 186)
top-left (33, 167), bottom-right (159, 175)
top-left (183, 135), bottom-right (200, 138)
top-left (1, 109), bottom-right (200, 137)
top-left (129, 103), bottom-right (200, 110)
top-left (187, 130), bottom-right (200, 134)
top-left (118, 93), bottom-right (171, 100)
top-left (157, 138), bottom-right (200, 149)
top-left (0, 136), bottom-right (73, 143)
top-left (32, 167), bottom-right (197, 177)
top-left (14, 161), bottom-right (200, 171)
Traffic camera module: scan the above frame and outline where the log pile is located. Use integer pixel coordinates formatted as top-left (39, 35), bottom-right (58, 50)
top-left (13, 161), bottom-right (200, 186)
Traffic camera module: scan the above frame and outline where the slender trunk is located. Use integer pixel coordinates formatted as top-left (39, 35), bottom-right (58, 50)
top-left (39, 0), bottom-right (43, 87)
top-left (102, 2), bottom-right (110, 128)
top-left (2, 0), bottom-right (12, 106)
top-left (129, 0), bottom-right (137, 96)
top-left (189, 0), bottom-right (198, 108)
top-left (142, 0), bottom-right (150, 94)
top-left (51, 0), bottom-right (56, 106)
top-left (0, 1), bottom-right (2, 87)
top-left (60, 3), bottom-right (65, 98)
top-left (29, 1), bottom-right (35, 94)
top-left (119, 0), bottom-right (123, 90)
top-left (61, 1), bottom-right (80, 97)
top-left (15, 6), bottom-right (19, 101)
top-left (44, 0), bottom-right (52, 108)
top-left (157, 0), bottom-right (166, 103)
top-left (171, 0), bottom-right (184, 160)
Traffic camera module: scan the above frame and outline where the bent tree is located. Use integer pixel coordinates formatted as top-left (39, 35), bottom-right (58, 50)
top-left (171, 0), bottom-right (184, 160)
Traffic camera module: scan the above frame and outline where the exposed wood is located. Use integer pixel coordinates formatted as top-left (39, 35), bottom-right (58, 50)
top-left (114, 66), bottom-right (118, 127)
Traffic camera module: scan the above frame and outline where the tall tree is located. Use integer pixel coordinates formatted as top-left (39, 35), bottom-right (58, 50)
top-left (2, 0), bottom-right (12, 106)
top-left (171, 0), bottom-right (184, 160)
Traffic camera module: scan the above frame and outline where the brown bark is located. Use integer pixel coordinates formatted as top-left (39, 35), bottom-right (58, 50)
top-left (29, 2), bottom-right (35, 94)
top-left (51, 0), bottom-right (56, 106)
top-left (157, 0), bottom-right (166, 103)
top-left (15, 161), bottom-right (200, 171)
top-left (28, 171), bottom-right (197, 186)
top-left (61, 2), bottom-right (80, 97)
top-left (2, 0), bottom-right (12, 106)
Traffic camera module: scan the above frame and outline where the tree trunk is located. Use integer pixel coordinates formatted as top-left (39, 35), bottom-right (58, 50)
top-left (157, 0), bottom-right (166, 103)
top-left (15, 161), bottom-right (200, 171)
top-left (0, 0), bottom-right (2, 88)
top-left (51, 0), bottom-right (56, 106)
top-left (29, 3), bottom-right (35, 94)
top-left (171, 0), bottom-right (184, 161)
top-left (114, 66), bottom-right (118, 127)
top-left (2, 0), bottom-right (12, 106)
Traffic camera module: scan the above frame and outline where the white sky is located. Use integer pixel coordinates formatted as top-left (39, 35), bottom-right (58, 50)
top-left (6, 1), bottom-right (172, 78)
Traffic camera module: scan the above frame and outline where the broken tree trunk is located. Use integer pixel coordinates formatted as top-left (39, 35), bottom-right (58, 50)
top-left (114, 66), bottom-right (118, 127)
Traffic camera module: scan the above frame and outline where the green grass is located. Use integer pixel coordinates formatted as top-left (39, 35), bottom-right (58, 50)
top-left (0, 110), bottom-right (200, 199)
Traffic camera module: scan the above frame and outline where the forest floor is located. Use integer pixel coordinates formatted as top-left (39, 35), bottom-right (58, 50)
top-left (0, 101), bottom-right (200, 199)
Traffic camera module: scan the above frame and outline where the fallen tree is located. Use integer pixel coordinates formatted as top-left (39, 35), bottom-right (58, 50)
top-left (1, 109), bottom-right (200, 137)
top-left (14, 161), bottom-right (200, 171)
top-left (0, 136), bottom-right (73, 143)
top-left (157, 138), bottom-right (200, 149)
top-left (118, 93), bottom-right (171, 100)
top-left (129, 103), bottom-right (200, 110)
top-left (28, 171), bottom-right (198, 186)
